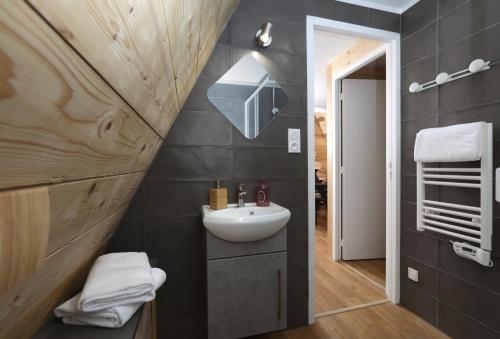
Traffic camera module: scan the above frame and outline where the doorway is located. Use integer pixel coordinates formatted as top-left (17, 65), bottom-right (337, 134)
top-left (306, 17), bottom-right (401, 324)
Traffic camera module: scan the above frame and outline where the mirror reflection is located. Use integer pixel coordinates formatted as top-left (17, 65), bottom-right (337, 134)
top-left (207, 55), bottom-right (288, 139)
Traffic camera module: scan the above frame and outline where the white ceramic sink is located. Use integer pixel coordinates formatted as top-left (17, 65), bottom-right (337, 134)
top-left (201, 202), bottom-right (291, 242)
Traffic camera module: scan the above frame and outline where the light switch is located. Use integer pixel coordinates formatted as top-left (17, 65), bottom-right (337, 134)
top-left (408, 267), bottom-right (419, 282)
top-left (288, 128), bottom-right (301, 153)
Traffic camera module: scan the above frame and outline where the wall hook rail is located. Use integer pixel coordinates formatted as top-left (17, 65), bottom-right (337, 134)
top-left (409, 59), bottom-right (490, 93)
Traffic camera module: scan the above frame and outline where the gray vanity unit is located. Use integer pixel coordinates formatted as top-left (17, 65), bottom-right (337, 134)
top-left (206, 228), bottom-right (287, 339)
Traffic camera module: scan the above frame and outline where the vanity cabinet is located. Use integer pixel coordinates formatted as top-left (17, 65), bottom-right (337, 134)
top-left (206, 229), bottom-right (287, 339)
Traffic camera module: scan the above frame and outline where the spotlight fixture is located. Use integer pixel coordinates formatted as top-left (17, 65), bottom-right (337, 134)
top-left (256, 22), bottom-right (273, 47)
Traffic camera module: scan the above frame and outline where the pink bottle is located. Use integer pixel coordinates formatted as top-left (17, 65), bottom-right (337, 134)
top-left (255, 180), bottom-right (270, 207)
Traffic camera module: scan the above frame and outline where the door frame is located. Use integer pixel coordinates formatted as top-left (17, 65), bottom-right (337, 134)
top-left (306, 16), bottom-right (401, 324)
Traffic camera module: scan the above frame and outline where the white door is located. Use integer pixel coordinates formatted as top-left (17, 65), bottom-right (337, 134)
top-left (341, 79), bottom-right (386, 260)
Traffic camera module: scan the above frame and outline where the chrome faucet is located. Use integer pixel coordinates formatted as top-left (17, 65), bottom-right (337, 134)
top-left (237, 183), bottom-right (247, 207)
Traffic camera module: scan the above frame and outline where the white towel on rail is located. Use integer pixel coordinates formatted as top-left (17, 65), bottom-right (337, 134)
top-left (414, 122), bottom-right (485, 162)
top-left (55, 268), bottom-right (166, 328)
top-left (78, 252), bottom-right (156, 312)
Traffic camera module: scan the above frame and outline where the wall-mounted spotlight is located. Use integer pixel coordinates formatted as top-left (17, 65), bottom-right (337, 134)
top-left (256, 22), bottom-right (273, 47)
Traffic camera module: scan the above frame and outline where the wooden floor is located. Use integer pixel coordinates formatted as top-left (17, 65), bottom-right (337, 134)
top-left (343, 259), bottom-right (385, 288)
top-left (315, 208), bottom-right (386, 313)
top-left (254, 303), bottom-right (449, 339)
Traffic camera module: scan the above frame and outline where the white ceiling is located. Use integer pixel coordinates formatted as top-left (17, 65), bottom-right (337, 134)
top-left (336, 0), bottom-right (420, 14)
top-left (314, 30), bottom-right (358, 111)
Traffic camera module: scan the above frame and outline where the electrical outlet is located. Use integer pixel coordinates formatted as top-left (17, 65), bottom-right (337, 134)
top-left (408, 267), bottom-right (419, 282)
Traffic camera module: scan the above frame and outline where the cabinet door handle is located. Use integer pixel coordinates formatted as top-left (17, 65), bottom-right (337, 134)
top-left (277, 269), bottom-right (282, 321)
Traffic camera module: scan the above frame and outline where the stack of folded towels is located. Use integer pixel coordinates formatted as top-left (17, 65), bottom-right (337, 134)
top-left (55, 252), bottom-right (165, 328)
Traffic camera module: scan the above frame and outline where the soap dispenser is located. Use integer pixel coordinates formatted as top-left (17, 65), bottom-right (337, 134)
top-left (255, 180), bottom-right (270, 206)
top-left (209, 179), bottom-right (227, 210)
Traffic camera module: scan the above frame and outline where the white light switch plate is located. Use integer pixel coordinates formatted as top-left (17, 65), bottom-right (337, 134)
top-left (288, 128), bottom-right (301, 153)
top-left (496, 168), bottom-right (500, 202)
top-left (408, 267), bottom-right (419, 282)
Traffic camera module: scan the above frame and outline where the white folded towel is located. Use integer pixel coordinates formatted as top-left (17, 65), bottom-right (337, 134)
top-left (78, 252), bottom-right (156, 312)
top-left (414, 122), bottom-right (486, 162)
top-left (55, 268), bottom-right (166, 328)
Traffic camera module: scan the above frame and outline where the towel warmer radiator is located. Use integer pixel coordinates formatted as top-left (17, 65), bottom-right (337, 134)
top-left (416, 122), bottom-right (493, 267)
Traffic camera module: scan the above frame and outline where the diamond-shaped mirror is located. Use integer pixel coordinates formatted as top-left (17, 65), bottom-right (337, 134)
top-left (207, 55), bottom-right (288, 139)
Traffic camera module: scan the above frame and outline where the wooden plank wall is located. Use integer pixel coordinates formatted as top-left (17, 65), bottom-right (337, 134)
top-left (0, 0), bottom-right (238, 337)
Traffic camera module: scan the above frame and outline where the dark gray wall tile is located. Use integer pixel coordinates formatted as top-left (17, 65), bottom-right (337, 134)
top-left (439, 22), bottom-right (500, 73)
top-left (438, 303), bottom-right (500, 339)
top-left (438, 0), bottom-right (500, 48)
top-left (149, 146), bottom-right (234, 180)
top-left (306, 0), bottom-right (369, 26)
top-left (288, 237), bottom-right (308, 270)
top-left (182, 76), bottom-right (219, 112)
top-left (403, 148), bottom-right (416, 175)
top-left (232, 116), bottom-right (307, 147)
top-left (401, 255), bottom-right (438, 297)
top-left (233, 147), bottom-right (307, 179)
top-left (230, 12), bottom-right (306, 56)
top-left (402, 116), bottom-right (437, 147)
top-left (401, 229), bottom-right (438, 267)
top-left (437, 0), bottom-right (468, 17)
top-left (165, 110), bottom-right (233, 146)
top-left (368, 9), bottom-right (400, 32)
top-left (107, 216), bottom-right (144, 253)
top-left (438, 239), bottom-right (500, 294)
top-left (157, 283), bottom-right (206, 319)
top-left (401, 0), bottom-right (436, 38)
top-left (288, 268), bottom-right (309, 300)
top-left (402, 87), bottom-right (437, 121)
top-left (287, 298), bottom-right (308, 328)
top-left (156, 252), bottom-right (205, 287)
top-left (287, 207), bottom-right (308, 240)
top-left (145, 216), bottom-right (203, 256)
top-left (238, 0), bottom-right (306, 24)
top-left (438, 103), bottom-right (500, 137)
top-left (400, 281), bottom-right (437, 325)
top-left (402, 53), bottom-right (437, 95)
top-left (144, 180), bottom-right (213, 217)
top-left (438, 271), bottom-right (500, 332)
top-left (439, 67), bottom-right (500, 113)
top-left (402, 22), bottom-right (436, 66)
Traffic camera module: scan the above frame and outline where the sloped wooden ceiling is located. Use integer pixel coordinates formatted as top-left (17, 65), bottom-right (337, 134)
top-left (0, 0), bottom-right (238, 337)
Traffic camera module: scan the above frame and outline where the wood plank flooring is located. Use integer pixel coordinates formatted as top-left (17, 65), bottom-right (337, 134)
top-left (343, 259), bottom-right (386, 288)
top-left (254, 303), bottom-right (449, 339)
top-left (315, 208), bottom-right (386, 313)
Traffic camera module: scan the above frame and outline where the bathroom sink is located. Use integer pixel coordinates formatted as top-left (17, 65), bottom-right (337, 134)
top-left (201, 202), bottom-right (291, 242)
